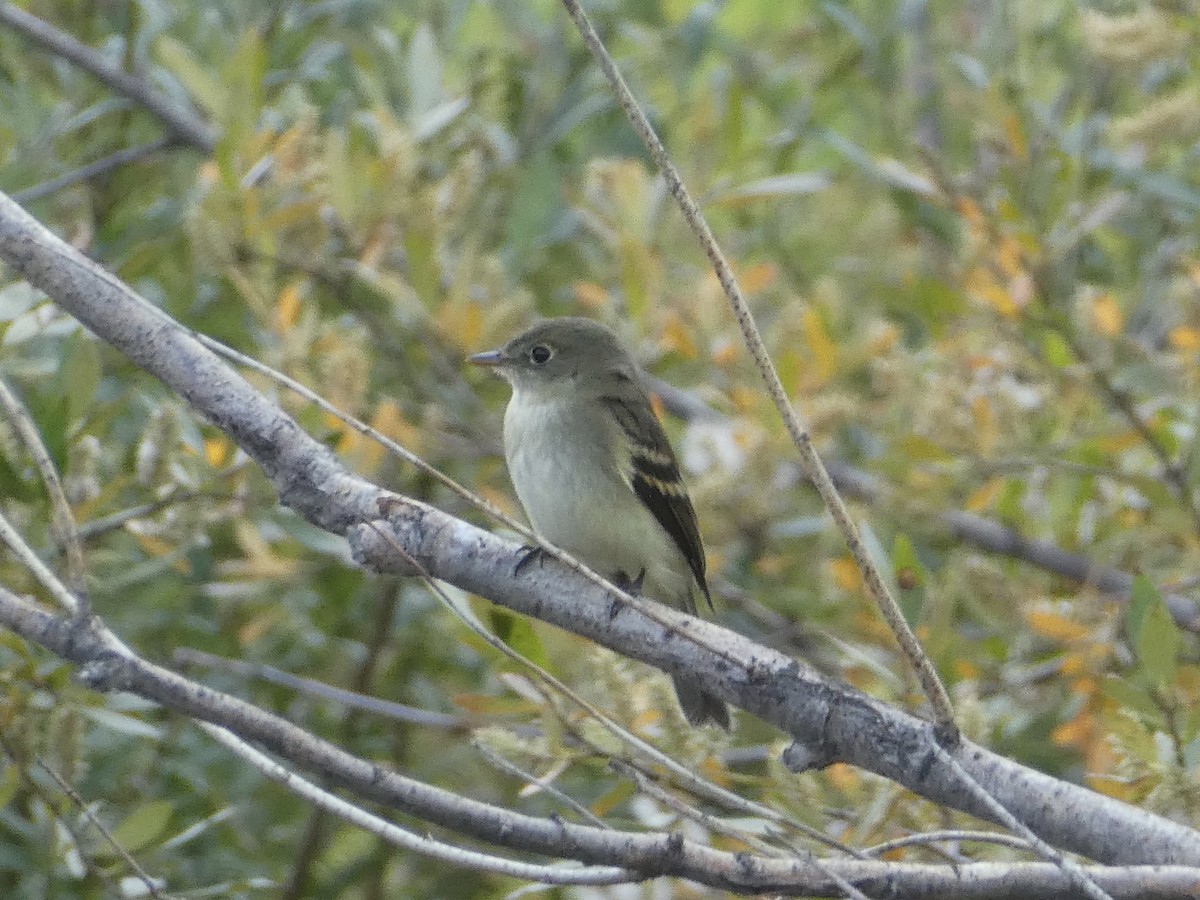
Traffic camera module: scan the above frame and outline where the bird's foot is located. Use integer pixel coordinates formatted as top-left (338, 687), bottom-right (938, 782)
top-left (613, 568), bottom-right (646, 596)
top-left (514, 545), bottom-right (547, 576)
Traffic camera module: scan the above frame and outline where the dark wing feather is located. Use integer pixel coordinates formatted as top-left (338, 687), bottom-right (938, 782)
top-left (600, 391), bottom-right (711, 609)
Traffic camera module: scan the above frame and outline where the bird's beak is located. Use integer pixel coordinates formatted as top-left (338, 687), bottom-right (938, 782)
top-left (468, 349), bottom-right (505, 367)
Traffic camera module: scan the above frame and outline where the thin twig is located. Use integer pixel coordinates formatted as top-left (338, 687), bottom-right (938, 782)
top-left (474, 741), bottom-right (611, 829)
top-left (174, 647), bottom-right (468, 730)
top-left (862, 829), bottom-right (1033, 857)
top-left (557, 0), bottom-right (955, 732)
top-left (374, 525), bottom-right (856, 859)
top-left (609, 760), bottom-right (871, 900)
top-left (936, 747), bottom-right (1114, 900)
top-left (199, 722), bottom-right (636, 886)
top-left (0, 505), bottom-right (80, 616)
top-left (73, 462), bottom-right (249, 544)
top-left (0, 378), bottom-right (88, 608)
top-left (34, 757), bottom-right (170, 898)
top-left (1054, 323), bottom-right (1200, 535)
top-left (13, 138), bottom-right (175, 204)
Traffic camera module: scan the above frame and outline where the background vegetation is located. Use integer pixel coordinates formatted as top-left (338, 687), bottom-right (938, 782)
top-left (1, 0), bottom-right (1199, 896)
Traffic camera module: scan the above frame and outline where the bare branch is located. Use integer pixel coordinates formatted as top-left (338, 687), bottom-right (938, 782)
top-left (200, 723), bottom-right (638, 887)
top-left (0, 377), bottom-right (88, 602)
top-left (1, 191), bottom-right (1199, 868)
top-left (32, 757), bottom-right (169, 898)
top-left (0, 504), bottom-right (81, 617)
top-left (174, 647), bottom-right (468, 730)
top-left (13, 138), bottom-right (175, 204)
top-left (0, 5), bottom-right (215, 152)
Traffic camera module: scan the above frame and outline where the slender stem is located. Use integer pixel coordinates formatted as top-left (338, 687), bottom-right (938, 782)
top-left (557, 0), bottom-right (955, 731)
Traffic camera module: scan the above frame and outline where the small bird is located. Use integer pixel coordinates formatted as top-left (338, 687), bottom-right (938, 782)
top-left (470, 317), bottom-right (730, 728)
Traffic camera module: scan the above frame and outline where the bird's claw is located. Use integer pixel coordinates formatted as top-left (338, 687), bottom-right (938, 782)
top-left (514, 545), bottom-right (546, 576)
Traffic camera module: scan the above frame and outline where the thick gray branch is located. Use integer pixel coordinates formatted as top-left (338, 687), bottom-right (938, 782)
top-left (5, 590), bottom-right (1200, 899)
top-left (1, 191), bottom-right (1199, 870)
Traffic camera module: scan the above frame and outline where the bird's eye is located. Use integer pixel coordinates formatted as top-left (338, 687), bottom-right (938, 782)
top-left (529, 344), bottom-right (553, 365)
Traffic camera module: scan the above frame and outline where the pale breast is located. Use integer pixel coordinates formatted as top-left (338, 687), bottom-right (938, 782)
top-left (503, 393), bottom-right (688, 600)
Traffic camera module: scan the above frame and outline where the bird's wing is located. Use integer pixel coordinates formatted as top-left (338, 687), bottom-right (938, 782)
top-left (599, 391), bottom-right (711, 609)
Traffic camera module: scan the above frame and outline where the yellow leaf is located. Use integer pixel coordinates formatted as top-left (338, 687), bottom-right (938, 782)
top-left (1003, 110), bottom-right (1028, 161)
top-left (432, 301), bottom-right (484, 353)
top-left (1071, 676), bottom-right (1097, 696)
top-left (1092, 293), bottom-right (1122, 336)
top-left (801, 308), bottom-right (836, 385)
top-left (590, 782), bottom-right (634, 818)
top-left (996, 235), bottom-right (1024, 277)
top-left (275, 282), bottom-right (302, 332)
top-left (969, 275), bottom-right (1021, 319)
top-left (133, 533), bottom-right (173, 558)
top-left (752, 554), bottom-right (787, 577)
top-left (953, 659), bottom-right (979, 680)
top-left (1060, 652), bottom-right (1086, 676)
top-left (1050, 713), bottom-right (1092, 749)
top-left (239, 607), bottom-right (282, 646)
top-left (1097, 430), bottom-right (1141, 452)
top-left (204, 437), bottom-right (230, 468)
top-left (955, 196), bottom-right (985, 231)
top-left (371, 400), bottom-right (422, 453)
top-left (478, 485), bottom-right (516, 516)
top-left (729, 386), bottom-right (757, 413)
top-left (573, 281), bottom-right (609, 310)
top-left (1169, 325), bottom-right (1200, 350)
top-left (739, 262), bottom-right (778, 295)
top-left (965, 477), bottom-right (1002, 512)
top-left (866, 324), bottom-right (900, 356)
top-left (659, 313), bottom-right (698, 358)
top-left (972, 396), bottom-right (996, 456)
top-left (1024, 609), bottom-right (1091, 642)
top-left (711, 340), bottom-right (738, 367)
top-left (699, 755), bottom-right (731, 788)
top-left (824, 763), bottom-right (859, 792)
top-left (829, 556), bottom-right (862, 593)
top-left (1085, 773), bottom-right (1139, 802)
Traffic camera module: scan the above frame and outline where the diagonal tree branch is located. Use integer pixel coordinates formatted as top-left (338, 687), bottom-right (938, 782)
top-left (0, 191), bottom-right (1197, 869)
top-left (0, 4), bottom-right (216, 153)
top-left (1, 587), bottom-right (1199, 897)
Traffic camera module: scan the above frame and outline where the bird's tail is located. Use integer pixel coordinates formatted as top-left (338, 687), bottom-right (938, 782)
top-left (672, 675), bottom-right (731, 730)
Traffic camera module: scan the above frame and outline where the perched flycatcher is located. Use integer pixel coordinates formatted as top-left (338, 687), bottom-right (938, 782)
top-left (470, 317), bottom-right (730, 729)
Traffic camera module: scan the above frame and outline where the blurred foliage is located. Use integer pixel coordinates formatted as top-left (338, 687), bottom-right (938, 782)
top-left (1, 0), bottom-right (1199, 896)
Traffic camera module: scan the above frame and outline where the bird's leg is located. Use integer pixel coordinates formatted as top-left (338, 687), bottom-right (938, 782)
top-left (613, 568), bottom-right (646, 595)
top-left (608, 568), bottom-right (645, 618)
top-left (513, 544), bottom-right (547, 576)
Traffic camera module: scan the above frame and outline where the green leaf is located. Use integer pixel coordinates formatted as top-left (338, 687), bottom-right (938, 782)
top-left (1135, 590), bottom-right (1181, 686)
top-left (1099, 675), bottom-right (1159, 722)
top-left (1041, 331), bottom-right (1074, 368)
top-left (61, 332), bottom-right (101, 428)
top-left (107, 800), bottom-right (174, 855)
top-left (715, 172), bottom-right (831, 206)
top-left (1126, 575), bottom-right (1157, 647)
top-left (488, 609), bottom-right (548, 668)
top-left (26, 391), bottom-right (70, 473)
top-left (408, 24), bottom-right (445, 119)
top-left (155, 36), bottom-right (227, 119)
top-left (0, 764), bottom-right (20, 812)
top-left (0, 448), bottom-right (39, 502)
top-left (891, 532), bottom-right (925, 627)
